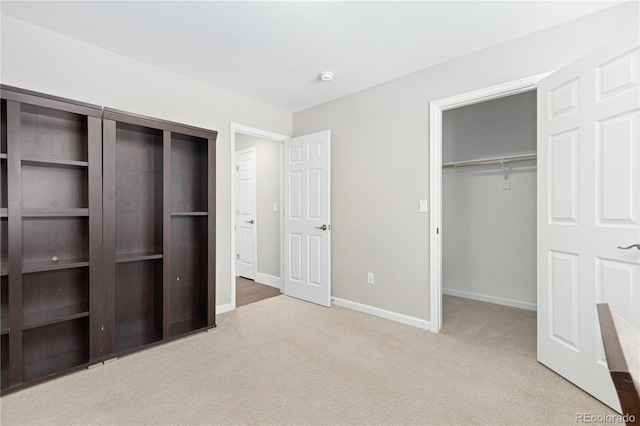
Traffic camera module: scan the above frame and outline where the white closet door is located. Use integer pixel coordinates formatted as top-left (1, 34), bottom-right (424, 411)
top-left (537, 32), bottom-right (639, 410)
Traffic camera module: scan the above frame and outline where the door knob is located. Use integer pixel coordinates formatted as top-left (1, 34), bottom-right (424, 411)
top-left (314, 224), bottom-right (329, 231)
top-left (618, 244), bottom-right (640, 250)
top-left (245, 220), bottom-right (255, 224)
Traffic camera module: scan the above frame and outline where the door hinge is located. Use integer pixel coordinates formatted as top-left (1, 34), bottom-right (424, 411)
top-left (236, 165), bottom-right (239, 171)
top-left (236, 253), bottom-right (239, 260)
top-left (437, 227), bottom-right (440, 235)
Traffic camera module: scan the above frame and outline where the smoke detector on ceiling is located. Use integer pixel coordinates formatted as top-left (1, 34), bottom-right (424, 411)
top-left (319, 71), bottom-right (334, 82)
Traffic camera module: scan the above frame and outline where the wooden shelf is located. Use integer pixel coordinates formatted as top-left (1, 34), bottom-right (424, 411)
top-left (0, 208), bottom-right (7, 218)
top-left (0, 154), bottom-right (6, 160)
top-left (23, 304), bottom-right (89, 330)
top-left (22, 348), bottom-right (88, 383)
top-left (115, 252), bottom-right (163, 263)
top-left (22, 208), bottom-right (88, 217)
top-left (22, 158), bottom-right (88, 169)
top-left (171, 212), bottom-right (208, 216)
top-left (22, 259), bottom-right (89, 274)
top-left (1, 318), bottom-right (8, 335)
top-left (116, 330), bottom-right (162, 353)
top-left (0, 269), bottom-right (7, 277)
top-left (169, 317), bottom-right (207, 338)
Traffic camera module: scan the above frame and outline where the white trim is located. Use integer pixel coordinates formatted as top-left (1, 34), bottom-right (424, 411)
top-left (216, 303), bottom-right (233, 315)
top-left (230, 123), bottom-right (289, 311)
top-left (332, 297), bottom-right (431, 330)
top-left (255, 272), bottom-right (282, 289)
top-left (428, 72), bottom-right (552, 333)
top-left (442, 288), bottom-right (537, 311)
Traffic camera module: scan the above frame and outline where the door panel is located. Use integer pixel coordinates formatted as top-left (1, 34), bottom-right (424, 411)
top-left (597, 111), bottom-right (637, 223)
top-left (538, 33), bottom-right (639, 411)
top-left (284, 131), bottom-right (331, 307)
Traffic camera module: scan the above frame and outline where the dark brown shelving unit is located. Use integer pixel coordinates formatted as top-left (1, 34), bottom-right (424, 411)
top-left (103, 108), bottom-right (216, 358)
top-left (0, 85), bottom-right (102, 392)
top-left (0, 87), bottom-right (217, 394)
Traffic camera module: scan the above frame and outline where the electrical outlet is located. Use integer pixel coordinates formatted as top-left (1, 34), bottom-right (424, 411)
top-left (367, 272), bottom-right (374, 284)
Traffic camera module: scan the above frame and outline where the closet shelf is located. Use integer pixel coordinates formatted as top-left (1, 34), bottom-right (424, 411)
top-left (442, 154), bottom-right (537, 169)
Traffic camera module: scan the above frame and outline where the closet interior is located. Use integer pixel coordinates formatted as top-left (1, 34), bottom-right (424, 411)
top-left (441, 90), bottom-right (537, 313)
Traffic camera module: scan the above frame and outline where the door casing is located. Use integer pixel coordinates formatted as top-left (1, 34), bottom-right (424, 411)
top-left (428, 72), bottom-right (553, 332)
top-left (230, 123), bottom-right (288, 310)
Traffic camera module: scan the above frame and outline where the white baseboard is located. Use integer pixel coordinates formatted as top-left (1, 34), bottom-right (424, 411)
top-left (216, 303), bottom-right (233, 314)
top-left (332, 297), bottom-right (431, 331)
top-left (442, 288), bottom-right (537, 311)
top-left (255, 273), bottom-right (281, 289)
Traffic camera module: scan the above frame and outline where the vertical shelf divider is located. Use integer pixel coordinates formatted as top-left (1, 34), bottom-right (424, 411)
top-left (87, 116), bottom-right (103, 362)
top-left (101, 119), bottom-right (117, 357)
top-left (6, 100), bottom-right (23, 386)
top-left (162, 131), bottom-right (171, 339)
top-left (207, 136), bottom-right (216, 326)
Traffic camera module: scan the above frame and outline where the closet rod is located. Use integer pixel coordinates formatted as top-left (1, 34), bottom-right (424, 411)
top-left (442, 154), bottom-right (537, 169)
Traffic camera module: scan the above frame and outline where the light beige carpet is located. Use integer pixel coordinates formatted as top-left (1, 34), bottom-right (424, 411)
top-left (0, 295), bottom-right (616, 425)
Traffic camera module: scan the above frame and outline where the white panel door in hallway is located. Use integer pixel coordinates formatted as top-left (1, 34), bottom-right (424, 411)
top-left (236, 148), bottom-right (256, 280)
top-left (284, 130), bottom-right (331, 307)
top-left (537, 32), bottom-right (639, 411)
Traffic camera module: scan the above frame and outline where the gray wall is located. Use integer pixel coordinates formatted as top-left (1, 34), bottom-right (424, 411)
top-left (442, 91), bottom-right (536, 163)
top-left (442, 92), bottom-right (536, 309)
top-left (293, 3), bottom-right (638, 321)
top-left (236, 134), bottom-right (281, 279)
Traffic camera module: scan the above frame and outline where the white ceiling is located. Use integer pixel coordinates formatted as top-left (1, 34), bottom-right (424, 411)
top-left (0, 1), bottom-right (622, 113)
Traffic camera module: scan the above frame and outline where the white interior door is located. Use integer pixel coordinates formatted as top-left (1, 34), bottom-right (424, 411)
top-left (236, 148), bottom-right (256, 280)
top-left (537, 32), bottom-right (639, 411)
top-left (284, 130), bottom-right (331, 307)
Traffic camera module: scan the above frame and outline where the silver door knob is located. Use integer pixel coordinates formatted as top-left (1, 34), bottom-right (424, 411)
top-left (245, 220), bottom-right (255, 224)
top-left (314, 224), bottom-right (329, 231)
top-left (618, 244), bottom-right (640, 250)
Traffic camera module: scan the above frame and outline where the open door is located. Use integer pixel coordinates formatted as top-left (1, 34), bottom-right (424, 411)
top-left (537, 32), bottom-right (639, 410)
top-left (283, 130), bottom-right (331, 307)
top-left (235, 148), bottom-right (257, 280)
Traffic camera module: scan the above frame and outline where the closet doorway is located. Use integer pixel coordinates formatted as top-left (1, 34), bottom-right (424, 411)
top-left (441, 91), bottom-right (537, 313)
top-left (429, 73), bottom-right (552, 332)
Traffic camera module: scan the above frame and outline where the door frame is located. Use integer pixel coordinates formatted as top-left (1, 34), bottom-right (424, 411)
top-left (428, 72), bottom-right (552, 333)
top-left (235, 147), bottom-right (257, 280)
top-left (230, 123), bottom-right (289, 310)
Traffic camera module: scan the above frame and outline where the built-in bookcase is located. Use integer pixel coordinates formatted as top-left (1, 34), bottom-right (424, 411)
top-left (0, 87), bottom-right (217, 394)
top-left (103, 108), bottom-right (216, 357)
top-left (0, 86), bottom-right (102, 391)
